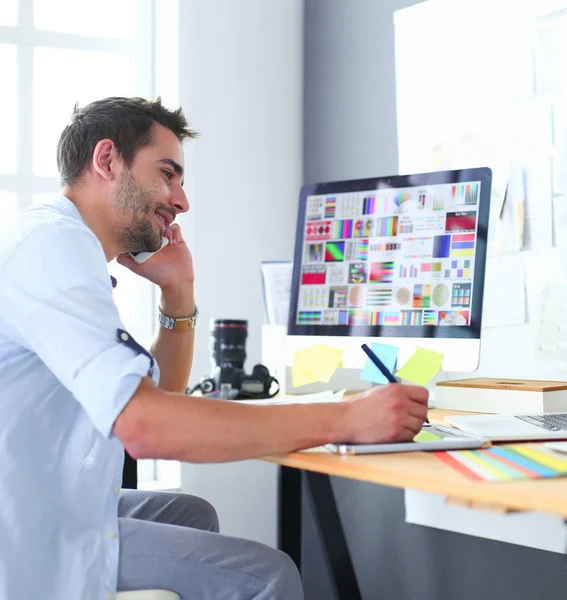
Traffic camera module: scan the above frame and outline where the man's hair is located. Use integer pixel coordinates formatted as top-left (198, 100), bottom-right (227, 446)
top-left (57, 97), bottom-right (197, 186)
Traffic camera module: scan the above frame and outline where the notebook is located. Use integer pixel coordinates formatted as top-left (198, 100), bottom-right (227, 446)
top-left (446, 412), bottom-right (567, 442)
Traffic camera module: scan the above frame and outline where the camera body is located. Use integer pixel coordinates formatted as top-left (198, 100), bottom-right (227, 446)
top-left (203, 364), bottom-right (275, 399)
top-left (195, 319), bottom-right (278, 399)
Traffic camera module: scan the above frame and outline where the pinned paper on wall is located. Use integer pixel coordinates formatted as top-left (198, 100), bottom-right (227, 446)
top-left (395, 346), bottom-right (444, 386)
top-left (291, 344), bottom-right (344, 388)
top-left (360, 342), bottom-right (399, 384)
top-left (482, 254), bottom-right (526, 329)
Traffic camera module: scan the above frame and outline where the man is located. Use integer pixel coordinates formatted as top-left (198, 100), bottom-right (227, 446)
top-left (0, 97), bottom-right (429, 599)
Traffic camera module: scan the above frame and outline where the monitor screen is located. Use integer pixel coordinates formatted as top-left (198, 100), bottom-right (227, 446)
top-left (288, 168), bottom-right (491, 340)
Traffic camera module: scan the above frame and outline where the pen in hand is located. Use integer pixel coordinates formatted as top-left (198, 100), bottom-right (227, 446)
top-left (361, 343), bottom-right (429, 424)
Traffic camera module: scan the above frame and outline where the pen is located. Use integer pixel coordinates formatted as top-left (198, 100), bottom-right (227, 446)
top-left (361, 343), bottom-right (429, 424)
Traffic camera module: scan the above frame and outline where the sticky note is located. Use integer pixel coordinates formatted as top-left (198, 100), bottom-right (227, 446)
top-left (291, 347), bottom-right (319, 387)
top-left (395, 346), bottom-right (444, 386)
top-left (360, 342), bottom-right (398, 384)
top-left (314, 344), bottom-right (344, 383)
top-left (291, 345), bottom-right (344, 387)
top-left (414, 430), bottom-right (442, 442)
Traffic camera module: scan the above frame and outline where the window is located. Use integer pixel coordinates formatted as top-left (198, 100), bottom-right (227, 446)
top-left (2, 0), bottom-right (181, 488)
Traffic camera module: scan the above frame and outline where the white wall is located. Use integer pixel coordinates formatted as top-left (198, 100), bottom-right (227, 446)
top-left (177, 0), bottom-right (303, 546)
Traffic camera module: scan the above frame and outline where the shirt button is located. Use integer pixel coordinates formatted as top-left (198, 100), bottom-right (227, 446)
top-left (114, 487), bottom-right (121, 495)
top-left (120, 332), bottom-right (129, 341)
top-left (107, 594), bottom-right (115, 600)
top-left (107, 530), bottom-right (116, 540)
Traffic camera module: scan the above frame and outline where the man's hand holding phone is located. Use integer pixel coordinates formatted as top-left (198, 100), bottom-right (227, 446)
top-left (117, 224), bottom-right (195, 294)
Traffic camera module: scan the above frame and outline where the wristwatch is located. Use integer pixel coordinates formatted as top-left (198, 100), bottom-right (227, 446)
top-left (158, 305), bottom-right (199, 332)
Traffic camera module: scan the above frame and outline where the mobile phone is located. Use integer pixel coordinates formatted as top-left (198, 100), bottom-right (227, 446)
top-left (128, 236), bottom-right (169, 264)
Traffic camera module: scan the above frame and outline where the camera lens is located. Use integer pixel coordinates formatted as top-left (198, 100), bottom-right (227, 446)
top-left (209, 319), bottom-right (248, 372)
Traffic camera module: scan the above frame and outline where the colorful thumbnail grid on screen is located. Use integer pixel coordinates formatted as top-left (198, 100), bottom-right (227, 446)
top-left (296, 180), bottom-right (481, 327)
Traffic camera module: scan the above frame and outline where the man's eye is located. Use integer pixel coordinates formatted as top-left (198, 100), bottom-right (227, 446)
top-left (162, 170), bottom-right (173, 180)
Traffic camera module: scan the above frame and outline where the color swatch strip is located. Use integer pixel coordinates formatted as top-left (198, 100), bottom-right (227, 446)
top-left (433, 445), bottom-right (567, 482)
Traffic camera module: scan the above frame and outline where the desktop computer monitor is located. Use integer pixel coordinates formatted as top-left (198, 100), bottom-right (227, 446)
top-left (287, 167), bottom-right (492, 374)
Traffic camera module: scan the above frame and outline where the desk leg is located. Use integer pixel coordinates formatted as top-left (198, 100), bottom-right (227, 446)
top-left (306, 472), bottom-right (363, 600)
top-left (278, 466), bottom-right (302, 571)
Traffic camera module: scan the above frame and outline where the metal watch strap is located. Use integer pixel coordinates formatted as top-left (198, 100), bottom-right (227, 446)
top-left (158, 305), bottom-right (199, 332)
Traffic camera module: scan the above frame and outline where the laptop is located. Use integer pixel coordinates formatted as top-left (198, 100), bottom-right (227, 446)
top-left (446, 412), bottom-right (567, 441)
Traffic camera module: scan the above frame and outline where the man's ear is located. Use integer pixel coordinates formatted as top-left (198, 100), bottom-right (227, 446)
top-left (92, 139), bottom-right (120, 181)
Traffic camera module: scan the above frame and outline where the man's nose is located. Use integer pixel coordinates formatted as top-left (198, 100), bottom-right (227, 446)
top-left (171, 184), bottom-right (189, 214)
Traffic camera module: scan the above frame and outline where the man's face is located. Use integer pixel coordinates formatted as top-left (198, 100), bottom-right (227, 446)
top-left (112, 124), bottom-right (188, 253)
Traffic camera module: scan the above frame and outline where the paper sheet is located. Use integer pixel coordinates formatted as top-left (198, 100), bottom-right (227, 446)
top-left (551, 116), bottom-right (567, 247)
top-left (238, 389), bottom-right (346, 406)
top-left (395, 347), bottom-right (444, 386)
top-left (360, 342), bottom-right (398, 384)
top-left (260, 262), bottom-right (293, 326)
top-left (535, 279), bottom-right (567, 369)
top-left (482, 254), bottom-right (526, 328)
top-left (405, 489), bottom-right (567, 553)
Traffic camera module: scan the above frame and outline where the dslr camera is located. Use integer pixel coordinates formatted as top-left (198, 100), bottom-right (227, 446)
top-left (192, 319), bottom-right (279, 400)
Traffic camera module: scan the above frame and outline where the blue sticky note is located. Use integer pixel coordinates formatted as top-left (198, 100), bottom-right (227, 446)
top-left (360, 342), bottom-right (398, 384)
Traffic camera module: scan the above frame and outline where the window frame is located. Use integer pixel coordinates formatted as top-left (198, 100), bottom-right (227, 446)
top-left (0, 0), bottom-right (182, 487)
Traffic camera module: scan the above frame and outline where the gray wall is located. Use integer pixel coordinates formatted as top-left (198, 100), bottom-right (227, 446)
top-left (302, 1), bottom-right (567, 599)
top-left (304, 0), bottom-right (420, 183)
top-left (302, 477), bottom-right (567, 600)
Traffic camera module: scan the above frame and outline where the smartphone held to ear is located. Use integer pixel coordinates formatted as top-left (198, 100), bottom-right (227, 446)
top-left (128, 236), bottom-right (169, 264)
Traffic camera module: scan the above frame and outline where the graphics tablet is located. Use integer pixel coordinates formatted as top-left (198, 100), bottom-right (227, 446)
top-left (325, 424), bottom-right (489, 455)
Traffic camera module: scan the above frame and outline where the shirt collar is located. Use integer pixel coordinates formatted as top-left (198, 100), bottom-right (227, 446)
top-left (45, 195), bottom-right (86, 225)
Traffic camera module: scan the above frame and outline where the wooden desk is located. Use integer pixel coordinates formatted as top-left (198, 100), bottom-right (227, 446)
top-left (262, 409), bottom-right (567, 600)
top-left (264, 409), bottom-right (567, 518)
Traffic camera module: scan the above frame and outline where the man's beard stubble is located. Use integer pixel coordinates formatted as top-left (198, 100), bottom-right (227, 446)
top-left (113, 170), bottom-right (162, 254)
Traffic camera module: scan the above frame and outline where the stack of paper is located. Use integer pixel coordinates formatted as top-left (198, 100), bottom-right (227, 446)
top-left (434, 445), bottom-right (567, 482)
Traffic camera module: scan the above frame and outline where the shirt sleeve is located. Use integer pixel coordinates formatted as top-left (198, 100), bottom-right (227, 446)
top-left (0, 221), bottom-right (158, 438)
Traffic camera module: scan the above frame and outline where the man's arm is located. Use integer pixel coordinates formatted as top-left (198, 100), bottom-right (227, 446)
top-left (113, 378), bottom-right (429, 463)
top-left (150, 282), bottom-right (195, 392)
top-left (117, 224), bottom-right (196, 393)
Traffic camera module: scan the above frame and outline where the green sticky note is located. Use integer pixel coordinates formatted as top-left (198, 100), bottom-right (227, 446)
top-left (395, 346), bottom-right (444, 386)
top-left (414, 430), bottom-right (442, 442)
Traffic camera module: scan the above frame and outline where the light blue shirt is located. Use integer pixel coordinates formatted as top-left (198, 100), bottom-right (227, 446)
top-left (0, 196), bottom-right (159, 599)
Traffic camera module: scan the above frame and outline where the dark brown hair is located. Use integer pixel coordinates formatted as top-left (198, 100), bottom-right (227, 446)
top-left (57, 97), bottom-right (197, 186)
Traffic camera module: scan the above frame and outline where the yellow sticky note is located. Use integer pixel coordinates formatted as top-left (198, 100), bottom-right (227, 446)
top-left (291, 347), bottom-right (319, 387)
top-left (414, 430), bottom-right (442, 442)
top-left (313, 344), bottom-right (344, 383)
top-left (395, 346), bottom-right (444, 386)
top-left (291, 344), bottom-right (344, 387)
